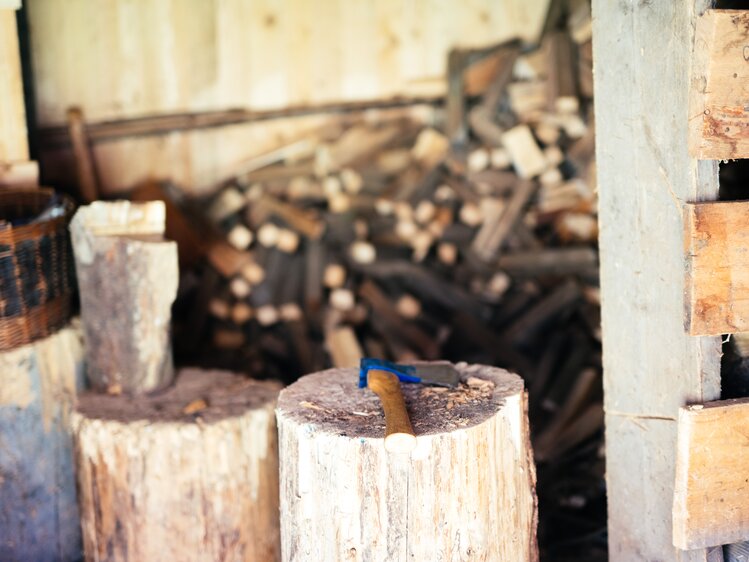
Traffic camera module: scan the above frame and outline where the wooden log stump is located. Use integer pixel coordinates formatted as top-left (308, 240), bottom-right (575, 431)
top-left (70, 200), bottom-right (178, 394)
top-left (276, 362), bottom-right (538, 562)
top-left (0, 322), bottom-right (84, 562)
top-left (72, 368), bottom-right (282, 562)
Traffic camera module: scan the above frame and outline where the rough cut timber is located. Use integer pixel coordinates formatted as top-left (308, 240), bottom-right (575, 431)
top-left (276, 363), bottom-right (538, 562)
top-left (673, 398), bottom-right (749, 550)
top-left (0, 322), bottom-right (84, 562)
top-left (70, 200), bottom-right (178, 394)
top-left (593, 1), bottom-right (722, 561)
top-left (689, 10), bottom-right (749, 160)
top-left (72, 368), bottom-right (282, 562)
top-left (684, 201), bottom-right (749, 335)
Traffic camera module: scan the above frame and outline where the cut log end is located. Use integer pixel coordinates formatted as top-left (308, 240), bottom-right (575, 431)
top-left (277, 362), bottom-right (524, 439)
top-left (385, 431), bottom-right (417, 453)
top-left (76, 368), bottom-right (280, 424)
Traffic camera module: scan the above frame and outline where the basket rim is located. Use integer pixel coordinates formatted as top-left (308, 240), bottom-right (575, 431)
top-left (0, 188), bottom-right (76, 242)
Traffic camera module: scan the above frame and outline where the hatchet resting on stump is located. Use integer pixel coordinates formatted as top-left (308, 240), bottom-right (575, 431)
top-left (359, 358), bottom-right (461, 453)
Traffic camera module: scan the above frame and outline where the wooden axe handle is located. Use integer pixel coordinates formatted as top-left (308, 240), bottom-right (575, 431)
top-left (367, 369), bottom-right (416, 453)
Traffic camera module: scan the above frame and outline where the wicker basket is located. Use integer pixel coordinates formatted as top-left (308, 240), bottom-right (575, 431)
top-left (0, 188), bottom-right (76, 351)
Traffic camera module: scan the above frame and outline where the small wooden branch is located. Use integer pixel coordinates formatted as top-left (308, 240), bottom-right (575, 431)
top-left (66, 107), bottom-right (99, 202)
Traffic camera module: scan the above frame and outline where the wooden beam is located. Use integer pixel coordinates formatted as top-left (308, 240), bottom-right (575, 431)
top-left (37, 97), bottom-right (443, 149)
top-left (684, 201), bottom-right (749, 335)
top-left (592, 1), bottom-right (722, 561)
top-left (673, 398), bottom-right (749, 550)
top-left (689, 10), bottom-right (749, 160)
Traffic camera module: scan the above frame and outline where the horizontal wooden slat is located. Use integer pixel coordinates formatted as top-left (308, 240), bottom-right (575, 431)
top-left (673, 398), bottom-right (749, 549)
top-left (684, 201), bottom-right (749, 335)
top-left (689, 10), bottom-right (749, 159)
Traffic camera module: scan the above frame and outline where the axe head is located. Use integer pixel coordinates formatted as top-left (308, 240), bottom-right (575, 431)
top-left (358, 358), bottom-right (461, 389)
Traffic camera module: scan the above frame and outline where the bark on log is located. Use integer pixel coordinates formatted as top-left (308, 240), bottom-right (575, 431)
top-left (0, 322), bottom-right (85, 562)
top-left (70, 200), bottom-right (178, 394)
top-left (276, 363), bottom-right (538, 562)
top-left (72, 368), bottom-right (282, 562)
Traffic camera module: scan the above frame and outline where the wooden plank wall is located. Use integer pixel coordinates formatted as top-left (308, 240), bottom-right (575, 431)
top-left (0, 8), bottom-right (28, 162)
top-left (25, 0), bottom-right (548, 196)
top-left (27, 0), bottom-right (548, 125)
top-left (592, 1), bottom-right (723, 561)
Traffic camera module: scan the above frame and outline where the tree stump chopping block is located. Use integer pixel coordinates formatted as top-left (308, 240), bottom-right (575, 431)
top-left (0, 322), bottom-right (85, 562)
top-left (276, 362), bottom-right (538, 562)
top-left (72, 368), bottom-right (282, 562)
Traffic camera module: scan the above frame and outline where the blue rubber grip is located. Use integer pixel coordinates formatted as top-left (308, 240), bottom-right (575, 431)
top-left (358, 358), bottom-right (421, 388)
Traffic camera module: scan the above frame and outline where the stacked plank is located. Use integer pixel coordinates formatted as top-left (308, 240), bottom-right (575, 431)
top-left (166, 17), bottom-right (599, 557)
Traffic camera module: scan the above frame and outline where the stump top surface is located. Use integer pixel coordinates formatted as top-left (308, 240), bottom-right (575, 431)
top-left (76, 368), bottom-right (281, 423)
top-left (277, 362), bottom-right (523, 438)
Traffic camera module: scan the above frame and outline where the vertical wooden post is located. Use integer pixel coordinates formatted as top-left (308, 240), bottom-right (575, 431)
top-left (592, 2), bottom-right (723, 561)
top-left (0, 3), bottom-right (29, 163)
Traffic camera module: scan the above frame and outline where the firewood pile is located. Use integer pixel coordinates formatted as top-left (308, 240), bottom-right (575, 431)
top-left (156, 3), bottom-right (604, 559)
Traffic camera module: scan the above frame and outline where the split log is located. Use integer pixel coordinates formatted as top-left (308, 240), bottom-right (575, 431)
top-left (471, 179), bottom-right (538, 262)
top-left (276, 363), bottom-right (538, 561)
top-left (0, 322), bottom-right (84, 562)
top-left (501, 125), bottom-right (547, 179)
top-left (324, 324), bottom-right (363, 368)
top-left (72, 368), bottom-right (282, 562)
top-left (70, 200), bottom-right (178, 394)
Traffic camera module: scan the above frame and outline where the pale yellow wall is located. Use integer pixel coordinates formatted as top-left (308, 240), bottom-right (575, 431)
top-left (0, 9), bottom-right (28, 161)
top-left (28, 0), bottom-right (550, 127)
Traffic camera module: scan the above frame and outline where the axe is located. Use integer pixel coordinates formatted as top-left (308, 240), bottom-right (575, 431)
top-left (359, 358), bottom-right (460, 453)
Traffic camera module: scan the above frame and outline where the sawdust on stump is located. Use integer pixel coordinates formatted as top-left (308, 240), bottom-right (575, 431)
top-left (277, 362), bottom-right (524, 438)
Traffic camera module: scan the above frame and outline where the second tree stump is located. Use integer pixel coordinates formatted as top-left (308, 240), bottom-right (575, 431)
top-left (276, 362), bottom-right (538, 562)
top-left (72, 368), bottom-right (282, 562)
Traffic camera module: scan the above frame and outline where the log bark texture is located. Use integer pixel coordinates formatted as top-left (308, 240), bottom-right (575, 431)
top-left (0, 322), bottom-right (85, 562)
top-left (276, 363), bottom-right (537, 562)
top-left (70, 200), bottom-right (178, 394)
top-left (72, 368), bottom-right (282, 562)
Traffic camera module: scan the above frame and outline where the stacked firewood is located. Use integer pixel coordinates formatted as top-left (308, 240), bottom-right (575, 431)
top-left (161, 6), bottom-right (601, 559)
top-left (169, 34), bottom-right (598, 445)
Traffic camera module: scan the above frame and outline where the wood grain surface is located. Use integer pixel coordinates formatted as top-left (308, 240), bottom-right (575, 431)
top-left (673, 398), bottom-right (749, 549)
top-left (689, 10), bottom-right (749, 159)
top-left (685, 201), bottom-right (749, 335)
